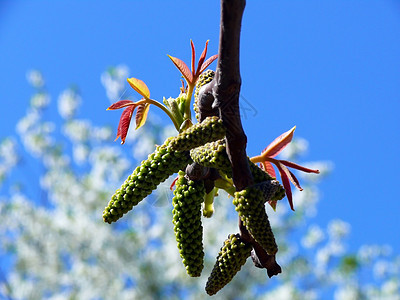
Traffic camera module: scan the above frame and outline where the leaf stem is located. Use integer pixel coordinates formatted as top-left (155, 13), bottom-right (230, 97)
top-left (137, 98), bottom-right (180, 131)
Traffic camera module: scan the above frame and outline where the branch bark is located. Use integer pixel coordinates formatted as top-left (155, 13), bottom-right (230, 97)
top-left (197, 0), bottom-right (282, 277)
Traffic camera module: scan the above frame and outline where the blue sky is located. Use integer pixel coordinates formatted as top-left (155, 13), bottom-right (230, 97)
top-left (1, 0), bottom-right (400, 258)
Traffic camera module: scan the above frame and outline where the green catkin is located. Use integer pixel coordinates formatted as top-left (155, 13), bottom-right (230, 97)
top-left (190, 139), bottom-right (286, 202)
top-left (194, 69), bottom-right (215, 122)
top-left (205, 234), bottom-right (252, 296)
top-left (169, 116), bottom-right (226, 151)
top-left (103, 138), bottom-right (192, 224)
top-left (172, 171), bottom-right (205, 277)
top-left (190, 139), bottom-right (232, 175)
top-left (233, 186), bottom-right (278, 255)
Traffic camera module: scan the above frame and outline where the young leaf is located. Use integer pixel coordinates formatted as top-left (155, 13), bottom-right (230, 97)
top-left (199, 54), bottom-right (218, 74)
top-left (279, 160), bottom-right (320, 174)
top-left (168, 55), bottom-right (193, 84)
top-left (287, 169), bottom-right (303, 191)
top-left (191, 40), bottom-right (196, 77)
top-left (107, 100), bottom-right (134, 110)
top-left (196, 40), bottom-right (209, 74)
top-left (127, 78), bottom-right (150, 99)
top-left (261, 161), bottom-right (276, 178)
top-left (262, 126), bottom-right (296, 158)
top-left (135, 103), bottom-right (150, 130)
top-left (275, 163), bottom-right (294, 211)
top-left (116, 105), bottom-right (136, 144)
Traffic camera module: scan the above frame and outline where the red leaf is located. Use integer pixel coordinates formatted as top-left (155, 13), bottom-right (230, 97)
top-left (135, 103), bottom-right (150, 130)
top-left (107, 100), bottom-right (134, 110)
top-left (261, 161), bottom-right (276, 178)
top-left (279, 160), bottom-right (320, 174)
top-left (276, 163), bottom-right (295, 211)
top-left (262, 126), bottom-right (296, 158)
top-left (196, 40), bottom-right (209, 75)
top-left (170, 176), bottom-right (178, 190)
top-left (116, 105), bottom-right (135, 144)
top-left (191, 40), bottom-right (196, 77)
top-left (127, 78), bottom-right (150, 99)
top-left (168, 55), bottom-right (193, 84)
top-left (287, 169), bottom-right (303, 191)
top-left (199, 54), bottom-right (218, 74)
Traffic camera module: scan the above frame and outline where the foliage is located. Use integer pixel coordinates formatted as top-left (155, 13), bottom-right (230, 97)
top-left (0, 68), bottom-right (399, 299)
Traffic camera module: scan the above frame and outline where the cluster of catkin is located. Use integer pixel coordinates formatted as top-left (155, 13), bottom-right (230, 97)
top-left (103, 71), bottom-right (285, 295)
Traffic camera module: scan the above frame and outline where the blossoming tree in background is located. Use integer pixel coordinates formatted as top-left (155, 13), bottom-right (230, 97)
top-left (0, 66), bottom-right (399, 299)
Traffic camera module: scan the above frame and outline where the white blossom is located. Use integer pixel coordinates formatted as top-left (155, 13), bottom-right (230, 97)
top-left (100, 64), bottom-right (130, 102)
top-left (302, 225), bottom-right (325, 248)
top-left (58, 88), bottom-right (81, 119)
top-left (26, 70), bottom-right (44, 88)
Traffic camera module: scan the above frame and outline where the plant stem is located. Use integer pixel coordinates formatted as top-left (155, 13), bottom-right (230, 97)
top-left (137, 98), bottom-right (180, 131)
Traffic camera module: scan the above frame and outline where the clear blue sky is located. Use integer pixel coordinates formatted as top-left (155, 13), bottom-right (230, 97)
top-left (1, 1), bottom-right (400, 256)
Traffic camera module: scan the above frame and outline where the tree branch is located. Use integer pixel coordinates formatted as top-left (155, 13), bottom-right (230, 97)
top-left (196, 0), bottom-right (282, 277)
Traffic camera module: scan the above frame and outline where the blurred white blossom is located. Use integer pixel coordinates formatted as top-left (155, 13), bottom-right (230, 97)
top-left (101, 64), bottom-right (130, 102)
top-left (30, 92), bottom-right (50, 109)
top-left (58, 88), bottom-right (81, 119)
top-left (302, 225), bottom-right (325, 248)
top-left (26, 70), bottom-right (45, 88)
top-left (328, 219), bottom-right (350, 240)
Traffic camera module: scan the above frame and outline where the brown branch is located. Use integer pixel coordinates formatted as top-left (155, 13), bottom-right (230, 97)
top-left (196, 0), bottom-right (282, 277)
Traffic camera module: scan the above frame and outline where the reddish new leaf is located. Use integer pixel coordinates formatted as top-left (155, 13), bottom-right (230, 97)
top-left (276, 163), bottom-right (295, 211)
top-left (191, 40), bottom-right (196, 77)
top-left (261, 161), bottom-right (276, 178)
top-left (127, 78), bottom-right (150, 99)
top-left (168, 55), bottom-right (193, 84)
top-left (287, 169), bottom-right (303, 191)
top-left (116, 105), bottom-right (135, 144)
top-left (199, 54), bottom-right (218, 74)
top-left (262, 126), bottom-right (296, 158)
top-left (196, 40), bottom-right (209, 74)
top-left (135, 103), bottom-right (150, 130)
top-left (279, 160), bottom-right (320, 174)
top-left (107, 100), bottom-right (134, 110)
top-left (170, 176), bottom-right (178, 191)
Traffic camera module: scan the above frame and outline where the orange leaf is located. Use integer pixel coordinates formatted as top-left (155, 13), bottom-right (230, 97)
top-left (262, 126), bottom-right (296, 158)
top-left (116, 105), bottom-right (136, 144)
top-left (168, 55), bottom-right (193, 84)
top-left (127, 78), bottom-right (150, 99)
top-left (107, 100), bottom-right (134, 110)
top-left (135, 103), bottom-right (150, 130)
